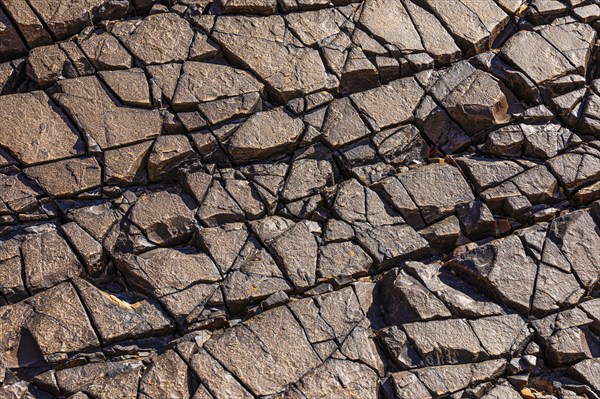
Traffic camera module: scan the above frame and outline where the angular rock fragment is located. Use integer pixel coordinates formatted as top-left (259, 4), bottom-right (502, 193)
top-left (128, 192), bottom-right (197, 246)
top-left (79, 31), bottom-right (133, 71)
top-left (24, 156), bottom-right (102, 197)
top-left (204, 306), bottom-right (320, 396)
top-left (213, 15), bottom-right (332, 101)
top-left (74, 278), bottom-right (172, 344)
top-left (0, 91), bottom-right (84, 166)
top-left (56, 360), bottom-right (142, 399)
top-left (26, 45), bottom-right (78, 88)
top-left (121, 13), bottom-right (194, 65)
top-left (397, 164), bottom-right (475, 224)
top-left (448, 234), bottom-right (537, 313)
top-left (52, 76), bottom-right (162, 150)
top-left (228, 107), bottom-right (305, 162)
top-left (22, 230), bottom-right (83, 293)
top-left (99, 68), bottom-right (151, 108)
top-left (350, 77), bottom-right (424, 130)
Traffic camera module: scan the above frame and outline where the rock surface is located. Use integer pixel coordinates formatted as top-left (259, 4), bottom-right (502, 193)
top-left (1, 1), bottom-right (600, 398)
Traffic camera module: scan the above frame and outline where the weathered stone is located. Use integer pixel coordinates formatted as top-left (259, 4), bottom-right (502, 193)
top-left (228, 107), bottom-right (305, 162)
top-left (321, 97), bottom-right (369, 148)
top-left (22, 230), bottom-right (83, 293)
top-left (74, 278), bottom-right (172, 344)
top-left (172, 61), bottom-right (264, 111)
top-left (0, 8), bottom-right (26, 61)
top-left (404, 1), bottom-right (460, 64)
top-left (350, 77), bottom-right (424, 130)
top-left (53, 76), bottom-right (162, 150)
top-left (373, 124), bottom-right (428, 166)
top-left (190, 348), bottom-right (253, 399)
top-left (129, 192), bottom-right (197, 246)
top-left (119, 247), bottom-right (220, 297)
top-left (61, 222), bottom-right (105, 274)
top-left (223, 243), bottom-right (291, 311)
top-left (449, 234), bottom-right (537, 313)
top-left (0, 91), bottom-right (84, 166)
top-left (359, 0), bottom-right (423, 52)
top-left (443, 69), bottom-right (518, 135)
top-left (291, 359), bottom-right (379, 399)
top-left (213, 15), bottom-right (332, 101)
top-left (388, 371), bottom-right (432, 399)
top-left (269, 220), bottom-right (318, 289)
top-left (547, 151), bottom-right (600, 192)
top-left (24, 156), bottom-right (102, 197)
top-left (104, 141), bottom-right (153, 185)
top-left (26, 45), bottom-right (78, 88)
top-left (56, 360), bottom-right (142, 399)
top-left (415, 360), bottom-right (507, 397)
top-left (99, 68), bottom-right (151, 107)
top-left (378, 326), bottom-right (424, 369)
top-left (122, 13), bottom-right (194, 65)
top-left (195, 222), bottom-right (248, 274)
top-left (501, 30), bottom-right (574, 84)
top-left (282, 145), bottom-right (337, 202)
top-left (27, 282), bottom-right (100, 363)
top-left (148, 135), bottom-right (197, 182)
top-left (545, 210), bottom-right (600, 290)
top-left (139, 350), bottom-right (191, 399)
top-left (405, 262), bottom-right (505, 318)
top-left (0, 0), bottom-right (51, 48)
top-left (417, 0), bottom-right (508, 55)
top-left (204, 306), bottom-right (321, 396)
top-left (197, 181), bottom-right (246, 226)
top-left (318, 241), bottom-right (372, 280)
top-left (404, 318), bottom-right (488, 365)
top-left (397, 164), bottom-right (475, 224)
top-left (79, 31), bottom-right (133, 70)
top-left (355, 223), bottom-right (429, 267)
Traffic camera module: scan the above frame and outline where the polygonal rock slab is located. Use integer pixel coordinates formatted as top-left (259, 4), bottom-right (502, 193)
top-left (0, 91), bottom-right (84, 166)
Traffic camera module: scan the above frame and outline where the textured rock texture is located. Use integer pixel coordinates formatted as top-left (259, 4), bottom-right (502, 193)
top-left (0, 0), bottom-right (600, 398)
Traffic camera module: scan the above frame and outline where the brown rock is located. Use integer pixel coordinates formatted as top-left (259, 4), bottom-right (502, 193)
top-left (0, 91), bottom-right (84, 166)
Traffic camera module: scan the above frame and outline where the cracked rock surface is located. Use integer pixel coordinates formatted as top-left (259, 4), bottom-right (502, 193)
top-left (0, 0), bottom-right (600, 398)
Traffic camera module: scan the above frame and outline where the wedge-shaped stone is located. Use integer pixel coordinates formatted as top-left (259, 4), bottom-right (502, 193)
top-left (56, 360), bottom-right (142, 399)
top-left (359, 0), bottom-right (423, 52)
top-left (204, 306), bottom-right (321, 396)
top-left (172, 62), bottom-right (264, 111)
top-left (290, 359), bottom-right (378, 399)
top-left (223, 242), bottom-right (291, 311)
top-left (270, 220), bottom-right (318, 289)
top-left (26, 282), bottom-right (100, 363)
top-left (0, 91), bottom-right (84, 166)
top-left (52, 76), bottom-right (162, 150)
top-left (414, 359), bottom-right (506, 397)
top-left (74, 278), bottom-right (172, 345)
top-left (24, 156), bottom-right (101, 197)
top-left (139, 350), bottom-right (191, 399)
top-left (118, 247), bottom-right (220, 297)
top-left (403, 319), bottom-right (488, 365)
top-left (546, 210), bottom-right (600, 290)
top-left (539, 22), bottom-right (597, 76)
top-left (27, 0), bottom-right (126, 39)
